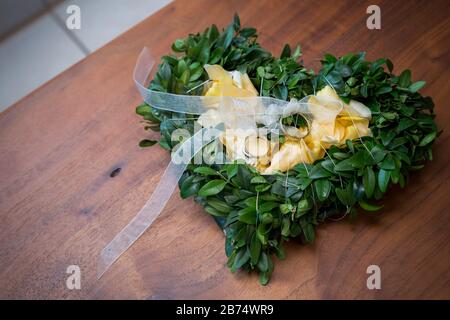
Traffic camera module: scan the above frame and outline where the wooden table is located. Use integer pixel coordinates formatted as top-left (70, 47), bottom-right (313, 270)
top-left (1, 0), bottom-right (449, 299)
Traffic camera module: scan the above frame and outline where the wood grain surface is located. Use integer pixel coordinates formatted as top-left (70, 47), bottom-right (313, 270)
top-left (0, 0), bottom-right (449, 299)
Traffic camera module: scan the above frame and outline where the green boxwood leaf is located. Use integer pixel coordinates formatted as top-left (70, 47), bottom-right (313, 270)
top-left (180, 175), bottom-right (202, 199)
top-left (335, 183), bottom-right (356, 206)
top-left (209, 47), bottom-right (224, 64)
top-left (250, 176), bottom-right (267, 184)
top-left (398, 69), bottom-right (411, 88)
top-left (348, 150), bottom-right (371, 168)
top-left (375, 85), bottom-right (392, 95)
top-left (297, 199), bottom-right (311, 211)
top-left (256, 224), bottom-right (268, 245)
top-left (359, 199), bottom-right (383, 211)
top-left (280, 203), bottom-right (294, 214)
top-left (280, 44), bottom-right (291, 58)
top-left (177, 59), bottom-right (187, 75)
top-left (189, 67), bottom-right (203, 82)
top-left (391, 168), bottom-right (400, 184)
top-left (206, 198), bottom-right (231, 213)
top-left (334, 159), bottom-right (354, 171)
top-left (397, 118), bottom-right (416, 132)
top-left (261, 212), bottom-right (273, 225)
top-left (226, 250), bottom-right (237, 268)
top-left (255, 184), bottom-right (271, 192)
top-left (172, 39), bottom-right (186, 52)
top-left (309, 164), bottom-right (333, 179)
top-left (198, 179), bottom-right (227, 197)
top-left (198, 45), bottom-right (210, 65)
top-left (240, 27), bottom-right (256, 37)
top-left (314, 179), bottom-right (331, 202)
top-left (259, 201), bottom-right (279, 213)
top-left (386, 59), bottom-right (393, 73)
top-left (250, 233), bottom-right (261, 265)
top-left (290, 222), bottom-right (302, 237)
top-left (204, 205), bottom-right (227, 217)
top-left (194, 166), bottom-right (219, 176)
top-left (238, 207), bottom-right (257, 224)
top-left (418, 131), bottom-right (436, 146)
top-left (377, 169), bottom-right (391, 193)
top-left (234, 165), bottom-right (252, 190)
top-left (257, 252), bottom-right (269, 272)
top-left (281, 218), bottom-right (291, 236)
top-left (371, 146), bottom-right (387, 163)
top-left (231, 248), bottom-right (250, 272)
top-left (409, 80), bottom-right (426, 93)
top-left (275, 244), bottom-right (286, 260)
top-left (221, 25), bottom-right (234, 49)
top-left (225, 163), bottom-right (238, 179)
top-left (300, 218), bottom-right (315, 243)
top-left (363, 166), bottom-right (376, 198)
top-left (259, 272), bottom-right (270, 286)
top-left (332, 152), bottom-right (350, 160)
top-left (139, 139), bottom-right (157, 148)
top-left (380, 154), bottom-right (396, 170)
top-left (136, 104), bottom-right (151, 115)
top-left (380, 130), bottom-right (396, 146)
top-left (143, 111), bottom-right (160, 123)
top-left (242, 196), bottom-right (257, 208)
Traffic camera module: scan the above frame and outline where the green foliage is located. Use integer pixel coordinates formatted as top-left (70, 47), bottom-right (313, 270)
top-left (136, 14), bottom-right (438, 285)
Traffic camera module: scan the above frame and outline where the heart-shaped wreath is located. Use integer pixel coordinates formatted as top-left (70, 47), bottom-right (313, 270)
top-left (135, 14), bottom-right (438, 285)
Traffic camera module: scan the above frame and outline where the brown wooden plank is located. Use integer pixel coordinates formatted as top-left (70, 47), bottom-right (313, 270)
top-left (0, 0), bottom-right (449, 299)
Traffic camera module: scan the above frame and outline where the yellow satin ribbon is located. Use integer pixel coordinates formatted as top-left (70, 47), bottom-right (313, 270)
top-left (197, 65), bottom-right (372, 174)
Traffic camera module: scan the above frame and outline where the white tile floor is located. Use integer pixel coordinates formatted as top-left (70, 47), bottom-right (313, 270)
top-left (0, 0), bottom-right (171, 112)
